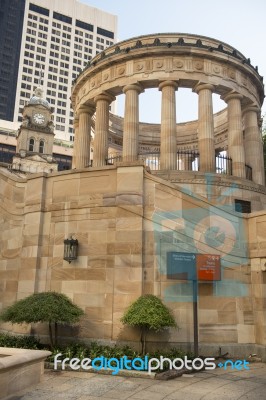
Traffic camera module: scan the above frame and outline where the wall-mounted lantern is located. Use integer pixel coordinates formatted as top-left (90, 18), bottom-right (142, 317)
top-left (63, 237), bottom-right (78, 263)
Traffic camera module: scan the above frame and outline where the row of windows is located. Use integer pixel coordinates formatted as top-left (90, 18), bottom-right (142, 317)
top-left (29, 138), bottom-right (45, 153)
top-left (29, 3), bottom-right (49, 17)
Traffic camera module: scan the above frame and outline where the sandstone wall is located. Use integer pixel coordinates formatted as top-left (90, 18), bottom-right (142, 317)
top-left (0, 165), bottom-right (266, 349)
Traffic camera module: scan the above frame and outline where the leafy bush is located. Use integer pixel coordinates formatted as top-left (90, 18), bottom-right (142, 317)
top-left (0, 333), bottom-right (42, 349)
top-left (121, 294), bottom-right (178, 354)
top-left (0, 292), bottom-right (85, 348)
top-left (0, 334), bottom-right (194, 372)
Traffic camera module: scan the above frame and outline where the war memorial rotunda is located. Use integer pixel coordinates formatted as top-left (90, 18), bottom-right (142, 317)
top-left (1, 33), bottom-right (266, 358)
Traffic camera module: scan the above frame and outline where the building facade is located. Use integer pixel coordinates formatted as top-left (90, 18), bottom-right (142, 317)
top-left (0, 0), bottom-right (117, 141)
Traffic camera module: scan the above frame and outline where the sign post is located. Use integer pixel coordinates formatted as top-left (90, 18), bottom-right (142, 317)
top-left (192, 279), bottom-right (199, 356)
top-left (167, 252), bottom-right (221, 357)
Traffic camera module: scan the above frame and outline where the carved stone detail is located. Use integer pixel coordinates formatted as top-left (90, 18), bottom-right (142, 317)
top-left (174, 59), bottom-right (184, 68)
top-left (194, 61), bottom-right (204, 70)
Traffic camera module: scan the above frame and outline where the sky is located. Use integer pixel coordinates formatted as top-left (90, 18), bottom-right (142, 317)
top-left (81, 0), bottom-right (266, 123)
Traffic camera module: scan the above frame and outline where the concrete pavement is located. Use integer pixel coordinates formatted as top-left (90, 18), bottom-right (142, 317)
top-left (8, 363), bottom-right (266, 400)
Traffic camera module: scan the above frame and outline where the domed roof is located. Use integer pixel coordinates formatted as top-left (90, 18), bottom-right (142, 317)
top-left (28, 86), bottom-right (51, 109)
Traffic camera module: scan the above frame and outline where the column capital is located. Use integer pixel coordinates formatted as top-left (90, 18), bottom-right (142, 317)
top-left (158, 80), bottom-right (178, 91)
top-left (221, 90), bottom-right (243, 103)
top-left (242, 104), bottom-right (260, 115)
top-left (123, 83), bottom-right (143, 94)
top-left (94, 92), bottom-right (115, 104)
top-left (77, 104), bottom-right (95, 116)
top-left (193, 82), bottom-right (215, 94)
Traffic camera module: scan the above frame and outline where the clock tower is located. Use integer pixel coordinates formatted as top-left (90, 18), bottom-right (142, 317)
top-left (13, 86), bottom-right (58, 173)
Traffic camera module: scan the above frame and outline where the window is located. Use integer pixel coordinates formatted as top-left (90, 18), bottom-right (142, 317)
top-left (38, 32), bottom-right (48, 39)
top-left (39, 25), bottom-right (48, 32)
top-left (61, 55), bottom-right (70, 61)
top-left (56, 116), bottom-right (65, 123)
top-left (27, 28), bottom-right (36, 36)
top-left (28, 21), bottom-right (37, 28)
top-left (29, 13), bottom-right (37, 21)
top-left (235, 200), bottom-right (251, 213)
top-left (49, 66), bottom-right (58, 73)
top-left (24, 60), bottom-right (34, 66)
top-left (53, 11), bottom-right (72, 25)
top-left (37, 47), bottom-right (46, 54)
top-left (52, 29), bottom-right (60, 36)
top-left (62, 33), bottom-right (71, 39)
top-left (51, 44), bottom-right (59, 50)
top-left (29, 3), bottom-right (49, 16)
top-left (48, 82), bottom-right (57, 89)
top-left (36, 55), bottom-right (45, 61)
top-left (51, 36), bottom-right (60, 43)
top-left (40, 17), bottom-right (48, 24)
top-left (24, 51), bottom-right (34, 59)
top-left (76, 20), bottom-right (93, 32)
top-left (52, 22), bottom-right (61, 28)
top-left (29, 138), bottom-right (35, 152)
top-left (37, 40), bottom-right (47, 46)
top-left (63, 25), bottom-right (71, 32)
top-left (26, 36), bottom-right (36, 43)
top-left (39, 140), bottom-right (45, 154)
top-left (75, 29), bottom-right (83, 36)
top-left (97, 27), bottom-right (114, 39)
top-left (74, 44), bottom-right (82, 50)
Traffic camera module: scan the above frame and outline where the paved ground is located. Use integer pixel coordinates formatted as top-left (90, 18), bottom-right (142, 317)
top-left (9, 363), bottom-right (266, 400)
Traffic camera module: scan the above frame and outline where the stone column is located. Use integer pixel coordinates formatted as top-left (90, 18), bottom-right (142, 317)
top-left (73, 105), bottom-right (95, 169)
top-left (243, 105), bottom-right (265, 185)
top-left (159, 80), bottom-right (178, 170)
top-left (122, 83), bottom-right (143, 162)
top-left (71, 117), bottom-right (79, 169)
top-left (223, 92), bottom-right (246, 178)
top-left (194, 83), bottom-right (216, 172)
top-left (93, 93), bottom-right (114, 167)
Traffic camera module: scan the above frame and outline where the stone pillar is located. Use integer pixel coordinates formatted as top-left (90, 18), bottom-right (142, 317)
top-left (122, 83), bottom-right (143, 162)
top-left (72, 105), bottom-right (95, 169)
top-left (71, 117), bottom-right (79, 169)
top-left (223, 92), bottom-right (246, 178)
top-left (194, 83), bottom-right (216, 172)
top-left (243, 105), bottom-right (265, 185)
top-left (93, 93), bottom-right (114, 167)
top-left (159, 80), bottom-right (178, 170)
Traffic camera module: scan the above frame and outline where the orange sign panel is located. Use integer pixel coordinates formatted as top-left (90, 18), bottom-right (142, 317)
top-left (197, 254), bottom-right (221, 281)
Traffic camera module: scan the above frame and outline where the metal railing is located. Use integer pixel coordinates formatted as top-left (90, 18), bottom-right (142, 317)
top-left (215, 154), bottom-right (232, 175)
top-left (105, 151), bottom-right (252, 180)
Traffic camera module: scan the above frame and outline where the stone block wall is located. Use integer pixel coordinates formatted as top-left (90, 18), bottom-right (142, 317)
top-left (0, 165), bottom-right (266, 350)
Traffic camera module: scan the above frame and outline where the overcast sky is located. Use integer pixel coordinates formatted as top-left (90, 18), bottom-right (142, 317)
top-left (81, 0), bottom-right (266, 123)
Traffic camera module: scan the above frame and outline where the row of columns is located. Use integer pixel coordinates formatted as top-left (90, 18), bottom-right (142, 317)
top-left (72, 82), bottom-right (265, 185)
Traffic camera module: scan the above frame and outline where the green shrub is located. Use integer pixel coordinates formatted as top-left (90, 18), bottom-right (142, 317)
top-left (0, 333), bottom-right (42, 349)
top-left (121, 294), bottom-right (178, 354)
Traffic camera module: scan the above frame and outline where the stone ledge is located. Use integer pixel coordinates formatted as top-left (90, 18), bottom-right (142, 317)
top-left (0, 347), bottom-right (51, 400)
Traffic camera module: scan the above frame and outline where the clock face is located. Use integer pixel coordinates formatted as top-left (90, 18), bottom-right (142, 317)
top-left (33, 113), bottom-right (45, 125)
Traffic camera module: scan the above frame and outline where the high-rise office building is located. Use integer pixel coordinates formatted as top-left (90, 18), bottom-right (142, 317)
top-left (0, 0), bottom-right (117, 141)
top-left (0, 0), bottom-right (26, 121)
